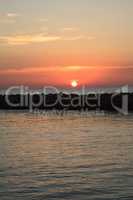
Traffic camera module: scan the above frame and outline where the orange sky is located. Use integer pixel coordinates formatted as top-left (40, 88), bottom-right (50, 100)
top-left (0, 66), bottom-right (133, 88)
top-left (0, 0), bottom-right (133, 88)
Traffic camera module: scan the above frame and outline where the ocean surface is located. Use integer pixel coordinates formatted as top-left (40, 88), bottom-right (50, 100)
top-left (0, 111), bottom-right (133, 200)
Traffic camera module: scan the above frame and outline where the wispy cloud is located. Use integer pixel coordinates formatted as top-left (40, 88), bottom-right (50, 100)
top-left (61, 27), bottom-right (79, 32)
top-left (0, 32), bottom-right (95, 45)
top-left (0, 12), bottom-right (20, 24)
top-left (7, 13), bottom-right (20, 18)
top-left (1, 65), bottom-right (133, 75)
top-left (63, 35), bottom-right (95, 41)
top-left (0, 34), bottom-right (61, 45)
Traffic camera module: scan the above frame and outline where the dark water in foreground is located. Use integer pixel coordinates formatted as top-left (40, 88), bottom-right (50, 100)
top-left (0, 111), bottom-right (133, 200)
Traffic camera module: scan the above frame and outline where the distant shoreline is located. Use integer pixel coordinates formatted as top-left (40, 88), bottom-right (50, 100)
top-left (0, 93), bottom-right (133, 114)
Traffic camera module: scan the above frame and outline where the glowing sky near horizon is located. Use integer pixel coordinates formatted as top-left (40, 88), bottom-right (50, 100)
top-left (0, 0), bottom-right (133, 88)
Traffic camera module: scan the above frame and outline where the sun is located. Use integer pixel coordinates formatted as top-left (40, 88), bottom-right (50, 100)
top-left (71, 80), bottom-right (78, 88)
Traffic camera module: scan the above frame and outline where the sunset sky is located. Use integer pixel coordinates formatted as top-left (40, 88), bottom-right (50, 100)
top-left (0, 0), bottom-right (133, 88)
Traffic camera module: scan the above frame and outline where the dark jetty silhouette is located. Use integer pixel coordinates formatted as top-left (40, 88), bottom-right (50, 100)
top-left (0, 93), bottom-right (133, 112)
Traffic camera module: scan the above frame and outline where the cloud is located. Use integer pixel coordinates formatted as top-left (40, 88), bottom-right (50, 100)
top-left (0, 34), bottom-right (61, 45)
top-left (0, 12), bottom-right (20, 24)
top-left (7, 13), bottom-right (19, 18)
top-left (1, 65), bottom-right (133, 76)
top-left (0, 33), bottom-right (95, 45)
top-left (63, 35), bottom-right (95, 41)
top-left (61, 27), bottom-right (79, 32)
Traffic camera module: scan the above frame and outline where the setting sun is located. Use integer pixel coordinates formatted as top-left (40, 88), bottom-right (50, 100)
top-left (71, 80), bottom-right (78, 88)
